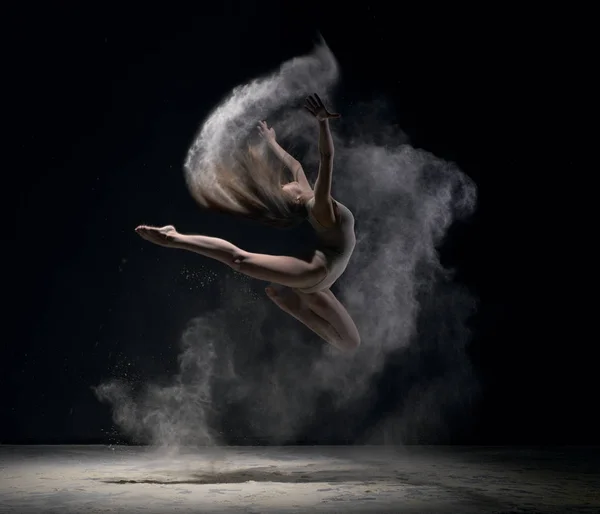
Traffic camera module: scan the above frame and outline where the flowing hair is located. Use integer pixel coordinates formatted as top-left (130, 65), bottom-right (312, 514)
top-left (187, 145), bottom-right (308, 229)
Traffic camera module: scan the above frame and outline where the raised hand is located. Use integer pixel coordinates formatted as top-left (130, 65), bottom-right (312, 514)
top-left (257, 120), bottom-right (276, 143)
top-left (304, 94), bottom-right (340, 121)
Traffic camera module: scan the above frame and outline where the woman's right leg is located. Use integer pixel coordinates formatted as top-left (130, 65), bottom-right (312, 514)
top-left (265, 285), bottom-right (360, 352)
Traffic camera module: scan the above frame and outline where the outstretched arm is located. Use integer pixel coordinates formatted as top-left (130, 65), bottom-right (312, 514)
top-left (257, 121), bottom-right (311, 191)
top-left (304, 94), bottom-right (340, 227)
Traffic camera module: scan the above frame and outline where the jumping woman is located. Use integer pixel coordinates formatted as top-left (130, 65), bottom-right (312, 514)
top-left (136, 94), bottom-right (360, 352)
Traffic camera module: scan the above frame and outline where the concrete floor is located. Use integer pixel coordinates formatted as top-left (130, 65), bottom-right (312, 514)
top-left (0, 445), bottom-right (598, 513)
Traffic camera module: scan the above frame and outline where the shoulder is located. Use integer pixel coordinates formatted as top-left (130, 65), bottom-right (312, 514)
top-left (307, 196), bottom-right (338, 228)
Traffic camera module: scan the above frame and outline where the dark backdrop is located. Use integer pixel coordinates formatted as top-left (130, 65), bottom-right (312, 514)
top-left (7, 2), bottom-right (592, 445)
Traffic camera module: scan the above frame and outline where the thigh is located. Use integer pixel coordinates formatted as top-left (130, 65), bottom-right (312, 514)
top-left (241, 251), bottom-right (327, 289)
top-left (296, 288), bottom-right (360, 345)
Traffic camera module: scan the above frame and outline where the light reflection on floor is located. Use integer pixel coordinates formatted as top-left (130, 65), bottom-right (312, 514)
top-left (1, 445), bottom-right (598, 513)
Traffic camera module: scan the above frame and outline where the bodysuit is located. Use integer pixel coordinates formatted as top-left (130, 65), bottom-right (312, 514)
top-left (297, 197), bottom-right (356, 294)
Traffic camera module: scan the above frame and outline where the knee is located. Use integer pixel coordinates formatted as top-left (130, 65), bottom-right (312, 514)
top-left (342, 332), bottom-right (361, 352)
top-left (327, 324), bottom-right (360, 353)
top-left (329, 332), bottom-right (360, 353)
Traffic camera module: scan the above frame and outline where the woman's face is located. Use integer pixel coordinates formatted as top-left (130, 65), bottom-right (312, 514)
top-left (281, 181), bottom-right (305, 202)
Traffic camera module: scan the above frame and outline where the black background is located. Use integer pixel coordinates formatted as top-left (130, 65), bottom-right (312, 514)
top-left (7, 2), bottom-right (593, 445)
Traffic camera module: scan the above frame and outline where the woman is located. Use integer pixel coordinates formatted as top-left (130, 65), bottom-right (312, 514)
top-left (136, 94), bottom-right (360, 351)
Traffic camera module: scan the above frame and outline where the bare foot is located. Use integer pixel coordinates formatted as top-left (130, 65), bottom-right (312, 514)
top-left (135, 225), bottom-right (178, 247)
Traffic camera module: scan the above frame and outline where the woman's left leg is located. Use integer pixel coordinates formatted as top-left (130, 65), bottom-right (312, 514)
top-left (136, 225), bottom-right (327, 290)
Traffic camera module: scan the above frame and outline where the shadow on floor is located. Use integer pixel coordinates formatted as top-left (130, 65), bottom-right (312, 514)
top-left (100, 465), bottom-right (385, 485)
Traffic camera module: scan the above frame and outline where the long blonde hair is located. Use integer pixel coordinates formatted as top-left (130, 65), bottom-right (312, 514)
top-left (189, 146), bottom-right (308, 229)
